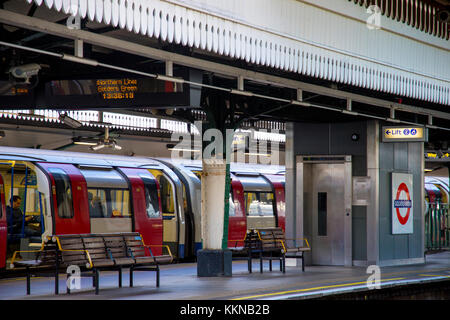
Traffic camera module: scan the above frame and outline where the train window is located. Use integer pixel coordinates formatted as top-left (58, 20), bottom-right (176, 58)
top-left (244, 192), bottom-right (274, 217)
top-left (88, 188), bottom-right (131, 218)
top-left (140, 175), bottom-right (160, 218)
top-left (148, 170), bottom-right (175, 214)
top-left (228, 194), bottom-right (236, 217)
top-left (48, 168), bottom-right (74, 219)
top-left (1, 166), bottom-right (42, 219)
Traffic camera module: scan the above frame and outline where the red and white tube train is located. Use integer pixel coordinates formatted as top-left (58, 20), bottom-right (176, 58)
top-left (0, 146), bottom-right (285, 269)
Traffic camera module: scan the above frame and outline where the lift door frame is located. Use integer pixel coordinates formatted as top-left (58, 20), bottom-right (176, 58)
top-left (296, 155), bottom-right (352, 267)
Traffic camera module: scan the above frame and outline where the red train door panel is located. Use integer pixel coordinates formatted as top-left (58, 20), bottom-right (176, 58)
top-left (118, 168), bottom-right (163, 255)
top-left (37, 163), bottom-right (90, 235)
top-left (228, 177), bottom-right (247, 248)
top-left (0, 175), bottom-right (7, 269)
top-left (263, 175), bottom-right (286, 232)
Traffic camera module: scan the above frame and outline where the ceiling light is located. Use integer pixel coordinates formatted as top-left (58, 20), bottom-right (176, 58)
top-left (73, 137), bottom-right (98, 146)
top-left (90, 143), bottom-right (105, 151)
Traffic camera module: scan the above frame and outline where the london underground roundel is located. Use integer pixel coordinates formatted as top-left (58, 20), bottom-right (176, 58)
top-left (394, 183), bottom-right (411, 225)
top-left (392, 173), bottom-right (413, 234)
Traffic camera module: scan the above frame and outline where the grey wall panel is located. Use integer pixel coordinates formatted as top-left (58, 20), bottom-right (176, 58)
top-left (330, 122), bottom-right (366, 156)
top-left (394, 235), bottom-right (409, 260)
top-left (352, 155), bottom-right (367, 177)
top-left (293, 123), bottom-right (330, 155)
top-left (379, 142), bottom-right (394, 171)
top-left (352, 206), bottom-right (366, 260)
top-left (378, 169), bottom-right (394, 261)
top-left (378, 132), bottom-right (424, 263)
top-left (394, 143), bottom-right (409, 171)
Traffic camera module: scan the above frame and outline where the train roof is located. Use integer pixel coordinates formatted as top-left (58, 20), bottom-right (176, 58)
top-left (159, 157), bottom-right (285, 175)
top-left (0, 147), bottom-right (286, 175)
top-left (0, 146), bottom-right (162, 168)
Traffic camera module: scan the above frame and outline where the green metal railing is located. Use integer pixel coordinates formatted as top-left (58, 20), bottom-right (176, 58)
top-left (425, 203), bottom-right (450, 250)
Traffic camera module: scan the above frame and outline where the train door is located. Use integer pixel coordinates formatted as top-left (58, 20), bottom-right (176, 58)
top-left (262, 174), bottom-right (286, 232)
top-left (0, 175), bottom-right (6, 269)
top-left (117, 168), bottom-right (163, 255)
top-left (37, 163), bottom-right (90, 235)
top-left (301, 157), bottom-right (352, 266)
top-left (237, 175), bottom-right (277, 230)
top-left (228, 176), bottom-right (246, 247)
top-left (147, 169), bottom-right (184, 259)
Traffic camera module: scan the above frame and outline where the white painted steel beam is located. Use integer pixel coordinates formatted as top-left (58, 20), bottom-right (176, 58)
top-left (0, 9), bottom-right (449, 121)
top-left (3, 0), bottom-right (450, 106)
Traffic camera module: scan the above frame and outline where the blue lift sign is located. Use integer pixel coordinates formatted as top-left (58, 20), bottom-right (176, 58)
top-left (382, 126), bottom-right (426, 142)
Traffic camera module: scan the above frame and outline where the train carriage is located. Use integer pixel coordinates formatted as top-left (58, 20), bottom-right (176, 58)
top-left (0, 147), bottom-right (287, 269)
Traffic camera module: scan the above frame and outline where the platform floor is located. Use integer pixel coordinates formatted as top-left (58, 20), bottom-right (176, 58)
top-left (1, 251), bottom-right (449, 300)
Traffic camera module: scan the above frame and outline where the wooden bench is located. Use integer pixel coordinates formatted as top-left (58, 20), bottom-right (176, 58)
top-left (256, 228), bottom-right (286, 273)
top-left (10, 232), bottom-right (173, 295)
top-left (229, 230), bottom-right (262, 273)
top-left (256, 228), bottom-right (310, 272)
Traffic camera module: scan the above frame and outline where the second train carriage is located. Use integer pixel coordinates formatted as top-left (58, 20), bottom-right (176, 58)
top-left (0, 147), bottom-right (286, 269)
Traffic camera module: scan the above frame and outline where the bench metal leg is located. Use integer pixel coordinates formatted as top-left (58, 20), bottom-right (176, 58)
top-left (282, 256), bottom-right (286, 273)
top-left (302, 255), bottom-right (305, 272)
top-left (26, 267), bottom-right (30, 295)
top-left (260, 253), bottom-right (263, 273)
top-left (66, 274), bottom-right (70, 294)
top-left (130, 266), bottom-right (134, 287)
top-left (55, 269), bottom-right (59, 295)
top-left (118, 267), bottom-right (122, 288)
top-left (156, 266), bottom-right (160, 288)
top-left (95, 269), bottom-right (99, 295)
top-left (269, 254), bottom-right (273, 272)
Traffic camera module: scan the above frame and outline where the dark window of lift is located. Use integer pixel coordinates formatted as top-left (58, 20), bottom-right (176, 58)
top-left (318, 192), bottom-right (327, 236)
top-left (48, 168), bottom-right (74, 219)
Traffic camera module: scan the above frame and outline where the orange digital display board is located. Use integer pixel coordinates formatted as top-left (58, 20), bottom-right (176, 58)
top-left (96, 79), bottom-right (138, 100)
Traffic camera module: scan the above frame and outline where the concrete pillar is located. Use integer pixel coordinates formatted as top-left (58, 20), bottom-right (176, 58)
top-left (201, 158), bottom-right (226, 249)
top-left (197, 158), bottom-right (232, 277)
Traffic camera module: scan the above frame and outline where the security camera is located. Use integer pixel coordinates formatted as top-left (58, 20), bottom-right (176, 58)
top-left (436, 9), bottom-right (450, 23)
top-left (9, 64), bottom-right (41, 83)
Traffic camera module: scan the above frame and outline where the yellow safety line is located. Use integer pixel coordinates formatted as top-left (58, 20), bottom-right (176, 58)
top-left (418, 274), bottom-right (450, 278)
top-left (233, 277), bottom-right (406, 300)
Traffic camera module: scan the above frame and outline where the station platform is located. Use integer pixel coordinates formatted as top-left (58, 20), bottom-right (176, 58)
top-left (1, 251), bottom-right (449, 301)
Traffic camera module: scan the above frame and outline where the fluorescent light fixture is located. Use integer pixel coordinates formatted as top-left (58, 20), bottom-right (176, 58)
top-left (90, 143), bottom-right (105, 151)
top-left (169, 147), bottom-right (201, 153)
top-left (73, 137), bottom-right (98, 146)
top-left (74, 141), bottom-right (98, 146)
top-left (59, 113), bottom-right (82, 128)
top-left (245, 152), bottom-right (271, 157)
top-left (111, 142), bottom-right (122, 150)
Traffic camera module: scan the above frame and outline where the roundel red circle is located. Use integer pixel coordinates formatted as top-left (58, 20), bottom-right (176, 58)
top-left (396, 183), bottom-right (410, 225)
